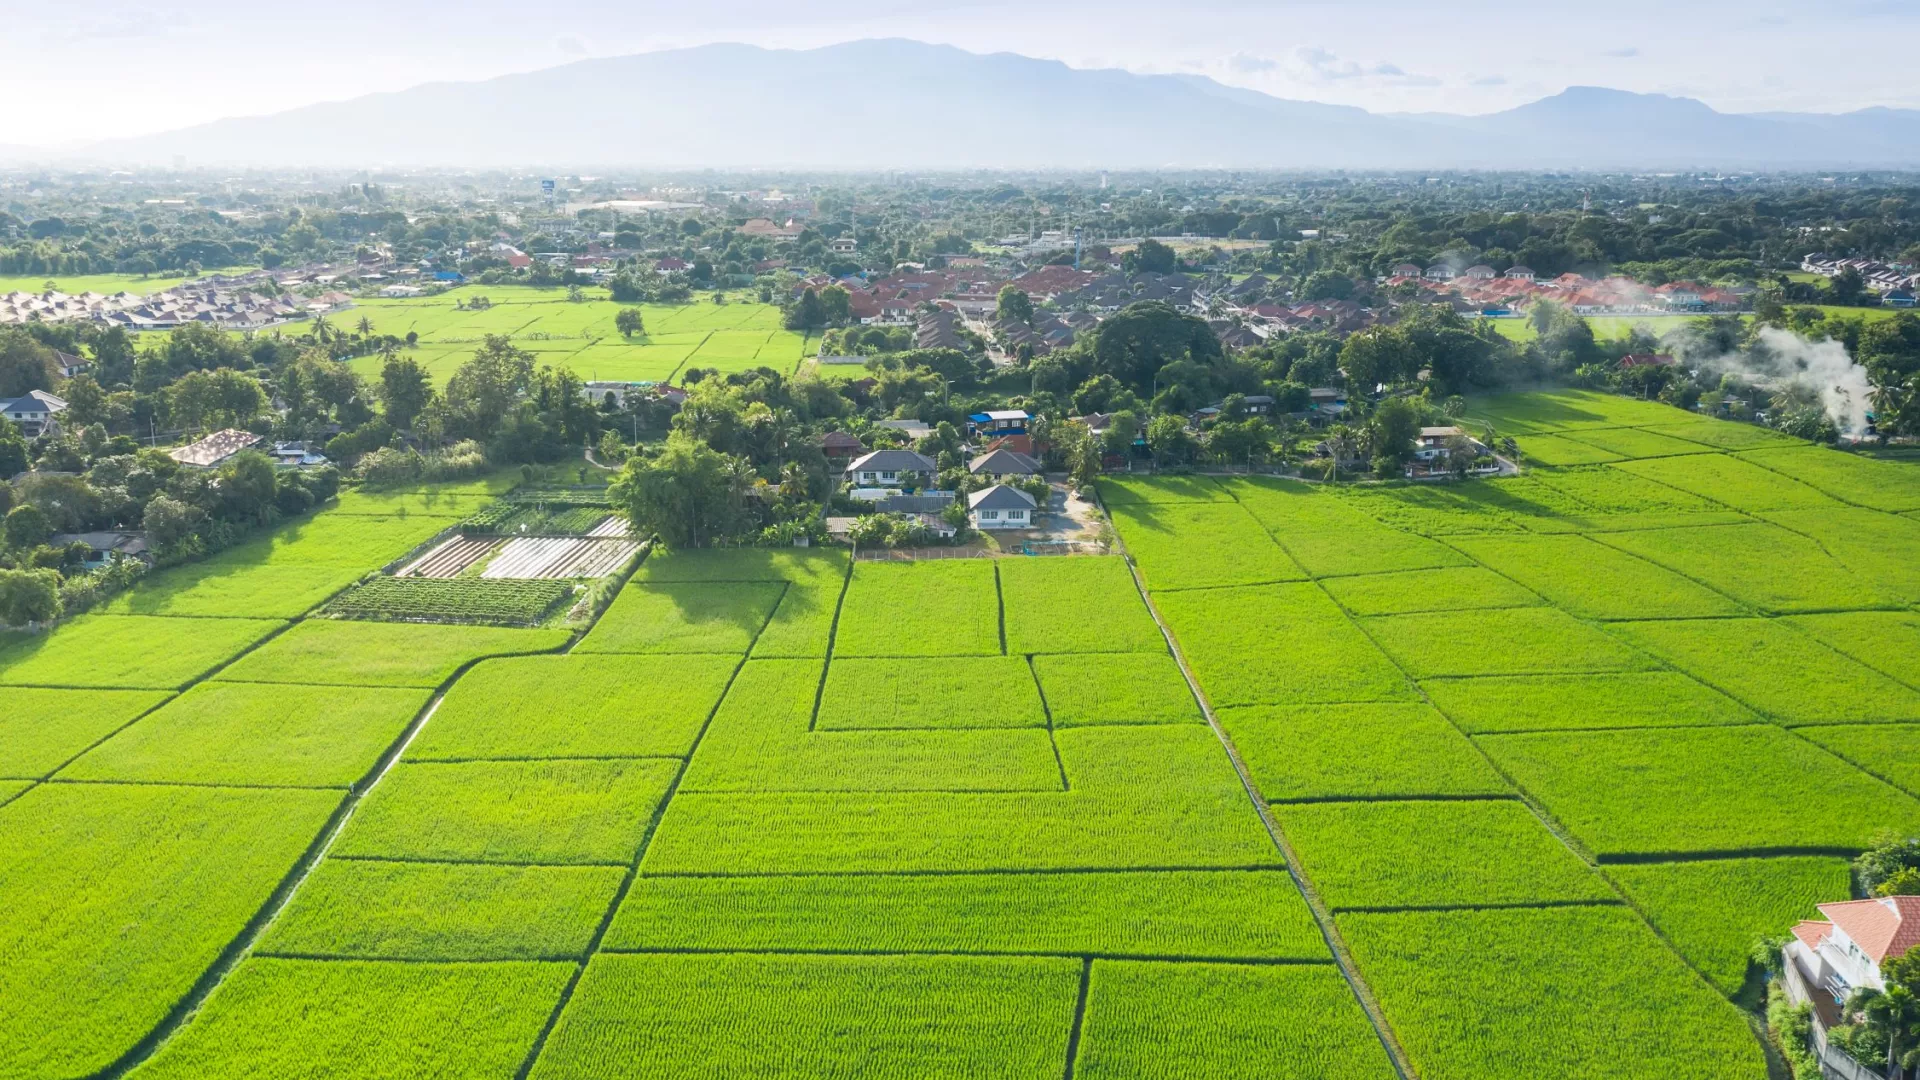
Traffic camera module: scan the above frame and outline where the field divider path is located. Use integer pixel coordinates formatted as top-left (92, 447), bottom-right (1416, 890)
top-left (806, 556), bottom-right (855, 732)
top-left (1104, 494), bottom-right (1416, 1080)
top-left (512, 571), bottom-right (789, 1080)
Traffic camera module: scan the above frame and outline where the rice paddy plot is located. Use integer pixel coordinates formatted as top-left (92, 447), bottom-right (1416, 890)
top-left (1608, 856), bottom-right (1851, 995)
top-left (607, 869), bottom-right (1326, 960)
top-left (1465, 388), bottom-right (1693, 433)
top-left (1321, 565), bottom-right (1542, 616)
top-left (1599, 523), bottom-right (1898, 614)
top-left (1560, 426), bottom-right (1716, 459)
top-left (1277, 799), bottom-right (1612, 910)
top-left (997, 556), bottom-right (1166, 654)
top-left (261, 861), bottom-right (625, 961)
top-left (329, 487), bottom-right (495, 517)
top-left (1478, 724), bottom-right (1920, 857)
top-left (0, 783), bottom-right (341, 1080)
top-left (1422, 671), bottom-right (1760, 734)
top-left (1640, 419), bottom-right (1806, 450)
top-left (818, 656), bottom-right (1046, 728)
top-left (1108, 501), bottom-right (1307, 590)
top-left (645, 726), bottom-right (1277, 875)
top-left (1611, 453), bottom-right (1842, 513)
top-left (1074, 960), bottom-right (1397, 1080)
top-left (1610, 618), bottom-right (1920, 725)
top-left (1361, 607), bottom-right (1657, 678)
top-left (575, 580), bottom-right (786, 654)
top-left (1799, 724), bottom-right (1920, 797)
top-left (130, 958), bottom-right (573, 1080)
top-left (1156, 583), bottom-right (1415, 708)
top-left (1512, 432), bottom-right (1625, 467)
top-left (0, 614), bottom-right (283, 690)
top-left (681, 659), bottom-right (1062, 793)
top-left (1221, 702), bottom-right (1507, 801)
top-left (1764, 508), bottom-right (1920, 603)
top-left (1224, 477), bottom-right (1472, 577)
top-left (1740, 445), bottom-right (1920, 511)
top-left (1339, 905), bottom-right (1767, 1080)
top-left (0, 687), bottom-right (171, 779)
top-left (1787, 610), bottom-right (1920, 689)
top-left (527, 953), bottom-right (1082, 1080)
top-left (333, 757), bottom-right (680, 866)
top-left (1030, 653), bottom-right (1202, 726)
top-left (216, 619), bottom-right (568, 687)
top-left (636, 548), bottom-right (847, 658)
top-left (1096, 475), bottom-right (1231, 504)
top-left (1450, 533), bottom-right (1744, 619)
top-left (1522, 463), bottom-right (1726, 519)
top-left (561, 341), bottom-right (699, 383)
top-left (102, 560), bottom-right (360, 619)
top-left (832, 560), bottom-right (1003, 657)
top-left (1330, 483), bottom-right (1529, 537)
top-left (409, 654), bottom-right (736, 761)
top-left (60, 681), bottom-right (430, 788)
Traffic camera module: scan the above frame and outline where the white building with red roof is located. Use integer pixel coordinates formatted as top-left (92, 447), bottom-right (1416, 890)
top-left (1786, 895), bottom-right (1920, 1007)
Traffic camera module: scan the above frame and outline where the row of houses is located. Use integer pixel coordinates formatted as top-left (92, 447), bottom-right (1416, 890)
top-left (1801, 254), bottom-right (1920, 303)
top-left (0, 280), bottom-right (355, 330)
top-left (1386, 268), bottom-right (1747, 316)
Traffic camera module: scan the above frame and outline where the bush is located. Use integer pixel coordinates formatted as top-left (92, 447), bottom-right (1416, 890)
top-left (355, 441), bottom-right (489, 488)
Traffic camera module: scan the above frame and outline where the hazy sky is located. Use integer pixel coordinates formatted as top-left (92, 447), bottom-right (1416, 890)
top-left (6, 0), bottom-right (1917, 146)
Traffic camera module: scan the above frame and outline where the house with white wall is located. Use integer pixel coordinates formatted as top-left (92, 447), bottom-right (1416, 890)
top-left (967, 485), bottom-right (1035, 529)
top-left (845, 449), bottom-right (937, 489)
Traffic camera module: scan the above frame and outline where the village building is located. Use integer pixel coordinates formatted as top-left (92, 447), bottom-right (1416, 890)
top-left (0, 390), bottom-right (68, 438)
top-left (967, 484), bottom-right (1036, 530)
top-left (967, 448), bottom-right (1041, 479)
top-left (49, 531), bottom-right (151, 568)
top-left (844, 449), bottom-right (937, 489)
top-left (168, 428), bottom-right (265, 469)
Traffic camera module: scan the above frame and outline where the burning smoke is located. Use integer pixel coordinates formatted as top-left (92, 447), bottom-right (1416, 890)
top-left (1674, 325), bottom-right (1876, 440)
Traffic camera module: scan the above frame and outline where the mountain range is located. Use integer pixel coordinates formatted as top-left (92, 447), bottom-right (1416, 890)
top-left (24, 39), bottom-right (1920, 170)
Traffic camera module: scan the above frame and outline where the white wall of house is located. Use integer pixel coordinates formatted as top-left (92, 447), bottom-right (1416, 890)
top-left (971, 508), bottom-right (1031, 529)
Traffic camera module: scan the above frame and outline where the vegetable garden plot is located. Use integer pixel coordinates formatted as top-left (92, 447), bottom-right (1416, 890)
top-left (481, 536), bottom-right (639, 579)
top-left (1321, 565), bottom-right (1542, 616)
top-left (1423, 671), bottom-right (1759, 734)
top-left (1156, 583), bottom-right (1414, 708)
top-left (1600, 523), bottom-right (1900, 613)
top-left (216, 619), bottom-right (569, 687)
top-left (1361, 607), bottom-right (1657, 679)
top-left (1641, 419), bottom-right (1806, 450)
top-left (1220, 702), bottom-right (1506, 801)
top-left (1223, 476), bottom-right (1471, 577)
top-left (1608, 856), bottom-right (1851, 995)
top-left (0, 784), bottom-right (341, 1080)
top-left (0, 614), bottom-right (283, 690)
top-left (1560, 426), bottom-right (1716, 459)
top-left (819, 656), bottom-right (1047, 729)
top-left (647, 725), bottom-right (1277, 875)
top-left (607, 869), bottom-right (1325, 959)
top-left (1800, 724), bottom-right (1920, 797)
top-left (261, 861), bottom-right (625, 961)
top-left (0, 687), bottom-right (170, 779)
top-left (1765, 508), bottom-right (1920, 603)
top-left (332, 758), bottom-right (679, 866)
top-left (132, 958), bottom-right (573, 1080)
top-left (996, 555), bottom-right (1166, 654)
top-left (410, 654), bottom-right (736, 761)
top-left (1512, 432), bottom-right (1624, 466)
top-left (1740, 445), bottom-right (1920, 512)
top-left (324, 576), bottom-right (574, 626)
top-left (1107, 502), bottom-right (1307, 591)
top-left (1612, 453), bottom-right (1842, 513)
top-left (684, 660), bottom-right (1060, 793)
top-left (392, 535), bottom-right (492, 577)
top-left (1610, 618), bottom-right (1920, 724)
top-left (576, 580), bottom-right (785, 654)
top-left (832, 559), bottom-right (1003, 657)
top-left (1450, 533), bottom-right (1744, 619)
top-left (1478, 725), bottom-right (1920, 857)
top-left (1074, 960), bottom-right (1396, 1080)
top-left (1095, 475), bottom-right (1230, 503)
top-left (1339, 906), bottom-right (1767, 1080)
top-left (528, 953), bottom-right (1082, 1080)
top-left (1276, 799), bottom-right (1612, 910)
top-left (1788, 610), bottom-right (1920, 688)
top-left (61, 681), bottom-right (430, 788)
top-left (1030, 653), bottom-right (1202, 726)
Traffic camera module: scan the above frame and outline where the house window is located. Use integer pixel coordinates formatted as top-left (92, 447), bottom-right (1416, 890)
top-left (980, 510), bottom-right (999, 520)
top-left (881, 471), bottom-right (897, 481)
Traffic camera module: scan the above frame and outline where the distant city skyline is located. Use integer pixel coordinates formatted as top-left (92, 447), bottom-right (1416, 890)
top-left (6, 0), bottom-right (1917, 148)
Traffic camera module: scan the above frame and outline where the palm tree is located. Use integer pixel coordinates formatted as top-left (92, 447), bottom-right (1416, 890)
top-left (356, 316), bottom-right (374, 337)
top-left (310, 316), bottom-right (332, 344)
top-left (1849, 984), bottom-right (1920, 1079)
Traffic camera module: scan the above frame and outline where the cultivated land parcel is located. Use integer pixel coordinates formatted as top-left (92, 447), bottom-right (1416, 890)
top-left (5, 386), bottom-right (1920, 1078)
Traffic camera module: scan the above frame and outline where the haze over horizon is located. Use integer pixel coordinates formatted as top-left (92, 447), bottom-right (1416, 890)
top-left (5, 0), bottom-right (1918, 149)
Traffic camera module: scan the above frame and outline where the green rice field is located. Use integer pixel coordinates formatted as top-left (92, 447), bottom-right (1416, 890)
top-left (6, 385), bottom-right (1920, 1078)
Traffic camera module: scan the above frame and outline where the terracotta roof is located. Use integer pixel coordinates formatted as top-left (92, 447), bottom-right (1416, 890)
top-left (1817, 896), bottom-right (1920, 964)
top-left (1792, 919), bottom-right (1832, 953)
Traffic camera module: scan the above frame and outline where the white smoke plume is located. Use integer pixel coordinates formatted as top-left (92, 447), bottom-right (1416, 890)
top-left (1675, 325), bottom-right (1876, 439)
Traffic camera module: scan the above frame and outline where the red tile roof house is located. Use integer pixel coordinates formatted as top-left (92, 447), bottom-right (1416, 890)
top-left (1784, 896), bottom-right (1920, 1041)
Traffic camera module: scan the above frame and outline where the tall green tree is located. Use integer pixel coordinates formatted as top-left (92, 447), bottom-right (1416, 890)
top-left (380, 354), bottom-right (433, 430)
top-left (608, 434), bottom-right (751, 548)
top-left (443, 335), bottom-right (535, 441)
top-left (996, 285), bottom-right (1034, 324)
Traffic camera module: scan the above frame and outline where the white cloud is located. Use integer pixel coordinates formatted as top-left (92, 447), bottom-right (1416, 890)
top-left (1286, 46), bottom-right (1440, 87)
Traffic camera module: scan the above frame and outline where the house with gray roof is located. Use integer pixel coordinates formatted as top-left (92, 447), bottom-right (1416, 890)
top-left (968, 448), bottom-right (1041, 479)
top-left (845, 449), bottom-right (938, 489)
top-left (967, 484), bottom-right (1037, 530)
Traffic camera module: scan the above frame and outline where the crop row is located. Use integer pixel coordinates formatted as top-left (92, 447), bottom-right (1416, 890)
top-left (324, 576), bottom-right (574, 626)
